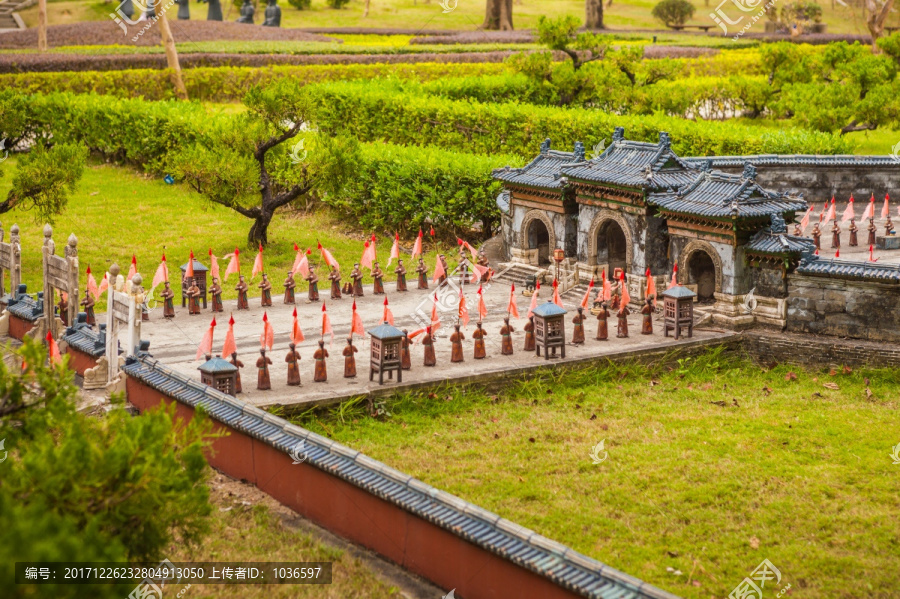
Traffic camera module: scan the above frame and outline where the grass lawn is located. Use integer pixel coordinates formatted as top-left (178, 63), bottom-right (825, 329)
top-left (292, 349), bottom-right (900, 598)
top-left (20, 0), bottom-right (900, 35)
top-left (0, 157), bottom-right (452, 310)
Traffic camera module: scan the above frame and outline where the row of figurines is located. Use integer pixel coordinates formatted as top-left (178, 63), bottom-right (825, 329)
top-left (808, 216), bottom-right (895, 250)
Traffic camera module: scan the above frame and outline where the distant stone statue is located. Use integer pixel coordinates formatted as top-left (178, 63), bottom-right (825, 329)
top-left (236, 0), bottom-right (254, 23)
top-left (262, 0), bottom-right (281, 26)
top-left (142, 0), bottom-right (156, 20)
top-left (177, 0), bottom-right (190, 20)
top-left (206, 0), bottom-right (223, 20)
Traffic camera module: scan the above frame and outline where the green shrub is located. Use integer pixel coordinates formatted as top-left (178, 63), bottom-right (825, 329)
top-left (327, 0), bottom-right (350, 7)
top-left (651, 0), bottom-right (695, 27)
top-left (780, 1), bottom-right (823, 25)
top-left (287, 0), bottom-right (311, 8)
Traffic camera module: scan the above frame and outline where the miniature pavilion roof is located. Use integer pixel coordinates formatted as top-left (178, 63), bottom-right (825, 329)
top-left (198, 355), bottom-right (238, 374)
top-left (122, 354), bottom-right (676, 599)
top-left (496, 190), bottom-right (510, 214)
top-left (686, 154), bottom-right (900, 168)
top-left (560, 129), bottom-right (696, 190)
top-left (648, 164), bottom-right (806, 220)
top-left (369, 321), bottom-right (405, 339)
top-left (63, 321), bottom-right (105, 358)
top-left (662, 285), bottom-right (697, 299)
top-left (180, 259), bottom-right (208, 272)
top-left (795, 257), bottom-right (900, 282)
top-left (492, 139), bottom-right (585, 190)
top-left (6, 293), bottom-right (42, 322)
top-left (746, 228), bottom-right (816, 255)
top-left (533, 301), bottom-right (567, 317)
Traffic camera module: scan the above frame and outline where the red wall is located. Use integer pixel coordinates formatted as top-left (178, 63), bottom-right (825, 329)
top-left (8, 314), bottom-right (34, 341)
top-left (126, 377), bottom-right (583, 599)
top-left (65, 347), bottom-right (99, 377)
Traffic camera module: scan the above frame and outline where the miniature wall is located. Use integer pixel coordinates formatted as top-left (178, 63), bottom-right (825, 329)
top-left (7, 314), bottom-right (33, 340)
top-left (64, 346), bottom-right (99, 377)
top-left (786, 274), bottom-right (900, 341)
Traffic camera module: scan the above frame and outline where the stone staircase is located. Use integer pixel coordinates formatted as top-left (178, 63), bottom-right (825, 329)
top-left (0, 0), bottom-right (33, 31)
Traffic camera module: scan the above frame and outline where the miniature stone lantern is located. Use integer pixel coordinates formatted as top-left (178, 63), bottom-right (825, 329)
top-left (553, 248), bottom-right (565, 282)
top-left (198, 354), bottom-right (238, 396)
top-left (533, 300), bottom-right (567, 359)
top-left (180, 259), bottom-right (208, 309)
top-left (368, 321), bottom-right (404, 384)
top-left (662, 285), bottom-right (696, 339)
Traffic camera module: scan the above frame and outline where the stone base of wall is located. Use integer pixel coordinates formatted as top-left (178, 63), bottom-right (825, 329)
top-left (510, 247), bottom-right (539, 266)
top-left (742, 328), bottom-right (900, 369)
top-left (711, 293), bottom-right (755, 330)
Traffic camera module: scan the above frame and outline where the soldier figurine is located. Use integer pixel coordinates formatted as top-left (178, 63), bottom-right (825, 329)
top-left (473, 322), bottom-right (486, 359)
top-left (395, 259), bottom-right (407, 292)
top-left (793, 223), bottom-right (802, 236)
top-left (313, 339), bottom-right (328, 382)
top-left (283, 271), bottom-right (296, 304)
top-left (457, 245), bottom-right (469, 286)
top-left (423, 326), bottom-right (436, 367)
top-left (812, 223), bottom-right (822, 250)
top-left (236, 275), bottom-right (249, 310)
top-left (416, 257), bottom-right (429, 289)
top-left (848, 219), bottom-right (858, 247)
top-left (372, 262), bottom-right (385, 295)
top-left (328, 265), bottom-right (342, 300)
top-left (160, 281), bottom-right (176, 318)
top-left (500, 317), bottom-right (514, 355)
top-left (524, 315), bottom-right (535, 351)
top-left (596, 302), bottom-right (610, 340)
top-left (831, 220), bottom-right (841, 249)
top-left (617, 301), bottom-right (630, 338)
top-left (351, 263), bottom-right (364, 297)
top-left (210, 277), bottom-right (224, 312)
top-left (256, 349), bottom-right (272, 390)
top-left (230, 352), bottom-right (244, 393)
top-left (285, 343), bottom-right (301, 386)
top-left (80, 289), bottom-right (96, 326)
top-left (306, 265), bottom-right (319, 302)
top-left (343, 337), bottom-right (358, 378)
top-left (57, 292), bottom-right (69, 326)
top-left (438, 255), bottom-right (449, 286)
top-left (450, 324), bottom-right (465, 363)
top-left (641, 297), bottom-right (654, 335)
top-left (401, 330), bottom-right (411, 370)
top-left (477, 250), bottom-right (492, 282)
top-left (187, 278), bottom-right (202, 315)
top-left (572, 307), bottom-right (585, 345)
top-left (886, 215), bottom-right (895, 236)
top-left (868, 218), bottom-right (877, 246)
top-left (259, 273), bottom-right (273, 307)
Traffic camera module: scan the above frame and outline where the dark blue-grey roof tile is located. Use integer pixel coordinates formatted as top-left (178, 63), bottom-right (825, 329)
top-left (796, 257), bottom-right (900, 282)
top-left (746, 229), bottom-right (816, 255)
top-left (7, 294), bottom-right (43, 322)
top-left (493, 148), bottom-right (583, 190)
top-left (686, 154), bottom-right (900, 168)
top-left (62, 324), bottom-right (105, 357)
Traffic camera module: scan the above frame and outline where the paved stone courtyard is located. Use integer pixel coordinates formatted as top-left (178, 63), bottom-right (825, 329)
top-left (135, 273), bottom-right (734, 410)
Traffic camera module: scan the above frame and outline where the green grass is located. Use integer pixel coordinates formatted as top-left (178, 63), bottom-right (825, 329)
top-left (0, 157), bottom-right (451, 310)
top-left (292, 348), bottom-right (900, 599)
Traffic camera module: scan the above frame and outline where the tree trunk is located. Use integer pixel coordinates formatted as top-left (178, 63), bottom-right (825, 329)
top-left (156, 1), bottom-right (189, 100)
top-left (866, 0), bottom-right (895, 49)
top-left (363, 0), bottom-right (370, 17)
top-left (482, 0), bottom-right (513, 30)
top-left (585, 0), bottom-right (603, 29)
top-left (37, 0), bottom-right (48, 52)
top-left (248, 211), bottom-right (274, 248)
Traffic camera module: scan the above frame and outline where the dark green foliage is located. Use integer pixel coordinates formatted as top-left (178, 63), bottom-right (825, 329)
top-left (0, 143), bottom-right (87, 223)
top-left (0, 339), bottom-right (216, 598)
top-left (780, 1), bottom-right (823, 25)
top-left (287, 0), bottom-right (311, 8)
top-left (651, 0), bottom-right (695, 27)
top-left (327, 0), bottom-right (350, 7)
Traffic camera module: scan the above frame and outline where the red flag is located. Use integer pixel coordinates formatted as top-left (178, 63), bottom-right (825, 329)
top-left (224, 248), bottom-right (240, 280)
top-left (799, 207), bottom-right (812, 233)
top-left (411, 229), bottom-right (423, 258)
top-left (291, 307), bottom-right (305, 344)
top-left (260, 312), bottom-right (274, 350)
top-left (602, 269), bottom-right (612, 301)
top-left (196, 317), bottom-right (217, 360)
top-left (382, 297), bottom-right (395, 326)
top-left (86, 266), bottom-right (100, 300)
top-left (552, 279), bottom-right (563, 308)
top-left (869, 245), bottom-right (879, 262)
top-left (470, 262), bottom-right (490, 284)
top-left (823, 197), bottom-right (836, 225)
top-left (580, 277), bottom-right (595, 309)
top-left (387, 233), bottom-right (400, 268)
top-left (151, 255), bottom-right (168, 290)
top-left (221, 314), bottom-right (237, 358)
top-left (429, 226), bottom-right (435, 238)
top-left (667, 264), bottom-right (678, 290)
top-left (430, 294), bottom-right (441, 332)
top-left (620, 271), bottom-right (631, 307)
top-left (208, 248), bottom-right (220, 281)
top-left (835, 249), bottom-right (840, 258)
top-left (882, 193), bottom-right (891, 219)
top-left (458, 288), bottom-right (469, 327)
top-left (507, 283), bottom-right (519, 318)
top-left (360, 240), bottom-right (375, 270)
top-left (46, 330), bottom-right (62, 365)
top-left (645, 268), bottom-right (657, 302)
top-left (293, 247), bottom-right (311, 278)
top-left (350, 301), bottom-right (365, 337)
top-left (127, 254), bottom-right (137, 281)
top-left (432, 256), bottom-right (445, 283)
top-left (98, 273), bottom-right (109, 296)
top-left (477, 285), bottom-right (488, 320)
top-left (252, 244), bottom-right (264, 278)
top-left (840, 195), bottom-right (855, 224)
top-left (318, 241), bottom-right (339, 269)
top-left (457, 237), bottom-right (478, 261)
top-left (861, 195), bottom-right (875, 221)
top-left (527, 281), bottom-right (541, 318)
top-left (184, 250), bottom-right (195, 280)
top-left (322, 303), bottom-right (334, 343)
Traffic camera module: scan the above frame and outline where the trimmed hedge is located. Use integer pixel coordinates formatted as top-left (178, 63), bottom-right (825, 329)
top-left (305, 81), bottom-right (854, 157)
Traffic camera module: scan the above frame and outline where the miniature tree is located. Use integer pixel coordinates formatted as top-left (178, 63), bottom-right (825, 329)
top-left (651, 0), bottom-right (695, 27)
top-left (0, 143), bottom-right (86, 223)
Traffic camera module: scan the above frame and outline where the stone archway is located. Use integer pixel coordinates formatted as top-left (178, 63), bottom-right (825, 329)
top-left (588, 210), bottom-right (634, 277)
top-left (678, 239), bottom-right (723, 298)
top-left (520, 210), bottom-right (557, 266)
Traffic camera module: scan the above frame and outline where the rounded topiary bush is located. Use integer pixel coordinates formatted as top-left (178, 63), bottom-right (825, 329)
top-left (651, 0), bottom-right (696, 27)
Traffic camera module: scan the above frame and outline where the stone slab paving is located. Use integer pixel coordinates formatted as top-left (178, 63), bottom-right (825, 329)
top-left (124, 275), bottom-right (735, 411)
